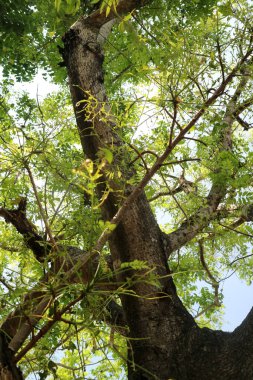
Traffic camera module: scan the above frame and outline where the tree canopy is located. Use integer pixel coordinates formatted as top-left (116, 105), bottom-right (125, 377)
top-left (1, 0), bottom-right (253, 379)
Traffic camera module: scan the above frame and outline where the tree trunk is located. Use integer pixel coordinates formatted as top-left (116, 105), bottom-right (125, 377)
top-left (62, 13), bottom-right (197, 379)
top-left (0, 333), bottom-right (24, 380)
top-left (60, 3), bottom-right (253, 380)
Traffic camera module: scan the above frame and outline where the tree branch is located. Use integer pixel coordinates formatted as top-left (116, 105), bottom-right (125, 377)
top-left (163, 57), bottom-right (253, 255)
top-left (0, 199), bottom-right (51, 262)
top-left (14, 291), bottom-right (86, 362)
top-left (25, 163), bottom-right (57, 250)
top-left (86, 0), bottom-right (151, 28)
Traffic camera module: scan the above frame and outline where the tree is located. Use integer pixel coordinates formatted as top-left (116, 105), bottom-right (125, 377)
top-left (1, 0), bottom-right (253, 378)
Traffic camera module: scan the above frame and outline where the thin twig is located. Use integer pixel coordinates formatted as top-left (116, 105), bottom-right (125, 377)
top-left (163, 107), bottom-right (182, 130)
top-left (188, 75), bottom-right (206, 101)
top-left (162, 158), bottom-right (201, 166)
top-left (198, 240), bottom-right (219, 286)
top-left (0, 278), bottom-right (14, 291)
top-left (112, 64), bottom-right (133, 83)
top-left (235, 115), bottom-right (252, 130)
top-left (219, 222), bottom-right (253, 238)
top-left (160, 171), bottom-right (188, 220)
top-left (216, 38), bottom-right (225, 82)
top-left (128, 144), bottom-right (154, 170)
top-left (168, 96), bottom-right (179, 147)
top-left (230, 253), bottom-right (253, 266)
top-left (25, 163), bottom-right (57, 249)
top-left (14, 291), bottom-right (85, 362)
top-left (183, 136), bottom-right (208, 146)
top-left (196, 240), bottom-right (221, 316)
top-left (194, 301), bottom-right (218, 319)
top-left (148, 186), bottom-right (183, 202)
top-left (50, 184), bottom-right (72, 227)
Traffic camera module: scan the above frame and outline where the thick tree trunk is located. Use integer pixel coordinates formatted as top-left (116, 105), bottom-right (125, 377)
top-left (61, 12), bottom-right (201, 380)
top-left (62, 14), bottom-right (197, 379)
top-left (61, 6), bottom-right (253, 380)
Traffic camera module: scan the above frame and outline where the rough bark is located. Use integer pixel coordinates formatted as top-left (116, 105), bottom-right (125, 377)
top-left (60, 2), bottom-right (253, 379)
top-left (61, 6), bottom-right (199, 379)
top-left (0, 202), bottom-right (51, 263)
top-left (0, 333), bottom-right (24, 380)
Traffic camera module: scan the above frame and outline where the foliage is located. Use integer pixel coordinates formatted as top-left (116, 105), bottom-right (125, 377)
top-left (1, 0), bottom-right (253, 378)
top-left (0, 0), bottom-right (217, 82)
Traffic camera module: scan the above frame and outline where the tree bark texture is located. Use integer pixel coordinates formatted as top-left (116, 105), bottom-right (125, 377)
top-left (62, 15), bottom-right (196, 379)
top-left (61, 3), bottom-right (253, 379)
top-left (0, 333), bottom-right (24, 380)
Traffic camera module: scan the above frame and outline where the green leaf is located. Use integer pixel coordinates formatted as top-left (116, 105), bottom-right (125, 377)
top-left (100, 148), bottom-right (113, 164)
top-left (120, 260), bottom-right (149, 270)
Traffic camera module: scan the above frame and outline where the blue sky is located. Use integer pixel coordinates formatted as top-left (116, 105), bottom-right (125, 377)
top-left (222, 274), bottom-right (253, 331)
